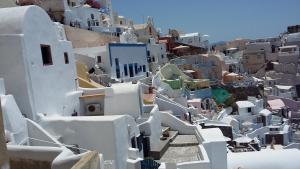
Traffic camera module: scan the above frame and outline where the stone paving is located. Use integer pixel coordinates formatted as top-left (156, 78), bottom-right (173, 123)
top-left (158, 135), bottom-right (200, 163)
top-left (170, 135), bottom-right (199, 147)
top-left (159, 146), bottom-right (199, 163)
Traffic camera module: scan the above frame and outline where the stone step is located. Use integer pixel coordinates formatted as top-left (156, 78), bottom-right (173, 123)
top-left (149, 130), bottom-right (179, 160)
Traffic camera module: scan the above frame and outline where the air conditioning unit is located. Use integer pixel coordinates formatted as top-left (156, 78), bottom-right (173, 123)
top-left (86, 103), bottom-right (101, 116)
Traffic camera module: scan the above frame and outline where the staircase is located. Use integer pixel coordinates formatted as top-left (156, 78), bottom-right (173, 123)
top-left (148, 126), bottom-right (178, 160)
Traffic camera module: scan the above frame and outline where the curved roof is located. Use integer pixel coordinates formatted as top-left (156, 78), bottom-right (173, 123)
top-left (0, 5), bottom-right (51, 35)
top-left (228, 149), bottom-right (300, 169)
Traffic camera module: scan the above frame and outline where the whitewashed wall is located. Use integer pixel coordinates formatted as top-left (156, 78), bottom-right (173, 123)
top-left (0, 6), bottom-right (82, 120)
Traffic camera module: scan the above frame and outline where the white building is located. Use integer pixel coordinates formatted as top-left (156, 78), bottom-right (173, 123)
top-left (228, 149), bottom-right (300, 169)
top-left (272, 85), bottom-right (297, 99)
top-left (147, 38), bottom-right (168, 72)
top-left (177, 32), bottom-right (209, 49)
top-left (31, 0), bottom-right (118, 33)
top-left (40, 115), bottom-right (143, 169)
top-left (0, 6), bottom-right (144, 169)
top-left (236, 101), bottom-right (256, 117)
top-left (0, 5), bottom-right (81, 120)
top-left (266, 45), bottom-right (300, 86)
top-left (75, 31), bottom-right (149, 82)
top-left (284, 32), bottom-right (300, 47)
top-left (0, 78), bottom-right (103, 169)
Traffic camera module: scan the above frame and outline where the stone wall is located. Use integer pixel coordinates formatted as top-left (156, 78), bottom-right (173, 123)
top-left (64, 25), bottom-right (119, 48)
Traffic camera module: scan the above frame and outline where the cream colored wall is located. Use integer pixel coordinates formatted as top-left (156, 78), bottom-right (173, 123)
top-left (71, 151), bottom-right (100, 169)
top-left (64, 25), bottom-right (119, 48)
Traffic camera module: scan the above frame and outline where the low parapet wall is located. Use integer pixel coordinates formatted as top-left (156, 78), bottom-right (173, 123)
top-left (0, 98), bottom-right (8, 168)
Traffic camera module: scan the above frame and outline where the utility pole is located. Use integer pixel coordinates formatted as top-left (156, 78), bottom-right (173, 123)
top-left (0, 98), bottom-right (9, 169)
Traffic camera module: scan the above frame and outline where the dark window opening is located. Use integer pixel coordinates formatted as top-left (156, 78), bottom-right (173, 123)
top-left (137, 135), bottom-right (143, 152)
top-left (129, 64), bottom-right (134, 77)
top-left (91, 14), bottom-right (94, 19)
top-left (120, 21), bottom-right (123, 25)
top-left (161, 54), bottom-right (164, 59)
top-left (134, 63), bottom-right (138, 74)
top-left (271, 45), bottom-right (276, 53)
top-left (124, 64), bottom-right (128, 76)
top-left (152, 57), bottom-right (155, 62)
top-left (131, 137), bottom-right (136, 148)
top-left (97, 56), bottom-right (102, 63)
top-left (41, 45), bottom-right (53, 66)
top-left (147, 50), bottom-right (150, 56)
top-left (248, 107), bottom-right (251, 113)
top-left (64, 52), bottom-right (69, 64)
top-left (115, 58), bottom-right (120, 78)
top-left (142, 65), bottom-right (146, 72)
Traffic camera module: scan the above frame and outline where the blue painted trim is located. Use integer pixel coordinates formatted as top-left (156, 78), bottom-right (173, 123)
top-left (108, 43), bottom-right (147, 67)
top-left (109, 44), bottom-right (112, 66)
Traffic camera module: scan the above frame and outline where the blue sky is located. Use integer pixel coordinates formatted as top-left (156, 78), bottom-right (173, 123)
top-left (112, 0), bottom-right (300, 42)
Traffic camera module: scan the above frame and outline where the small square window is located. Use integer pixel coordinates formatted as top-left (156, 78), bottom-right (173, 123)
top-left (64, 52), bottom-right (69, 64)
top-left (41, 44), bottom-right (53, 66)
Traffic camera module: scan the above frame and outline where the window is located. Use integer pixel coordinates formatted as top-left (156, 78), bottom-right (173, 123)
top-left (120, 21), bottom-right (123, 25)
top-left (64, 52), bottom-right (69, 64)
top-left (97, 56), bottom-right (102, 63)
top-left (142, 65), bottom-right (146, 72)
top-left (134, 63), bottom-right (138, 74)
top-left (137, 135), bottom-right (143, 152)
top-left (91, 14), bottom-right (94, 19)
top-left (248, 107), bottom-right (251, 113)
top-left (131, 137), bottom-right (136, 148)
top-left (41, 45), bottom-right (53, 66)
top-left (147, 50), bottom-right (150, 56)
top-left (124, 64), bottom-right (128, 76)
top-left (115, 58), bottom-right (120, 78)
top-left (161, 54), bottom-right (164, 59)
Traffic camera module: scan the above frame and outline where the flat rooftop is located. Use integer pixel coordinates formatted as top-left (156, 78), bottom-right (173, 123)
top-left (170, 135), bottom-right (199, 147)
top-left (158, 135), bottom-right (200, 163)
top-left (159, 146), bottom-right (199, 163)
